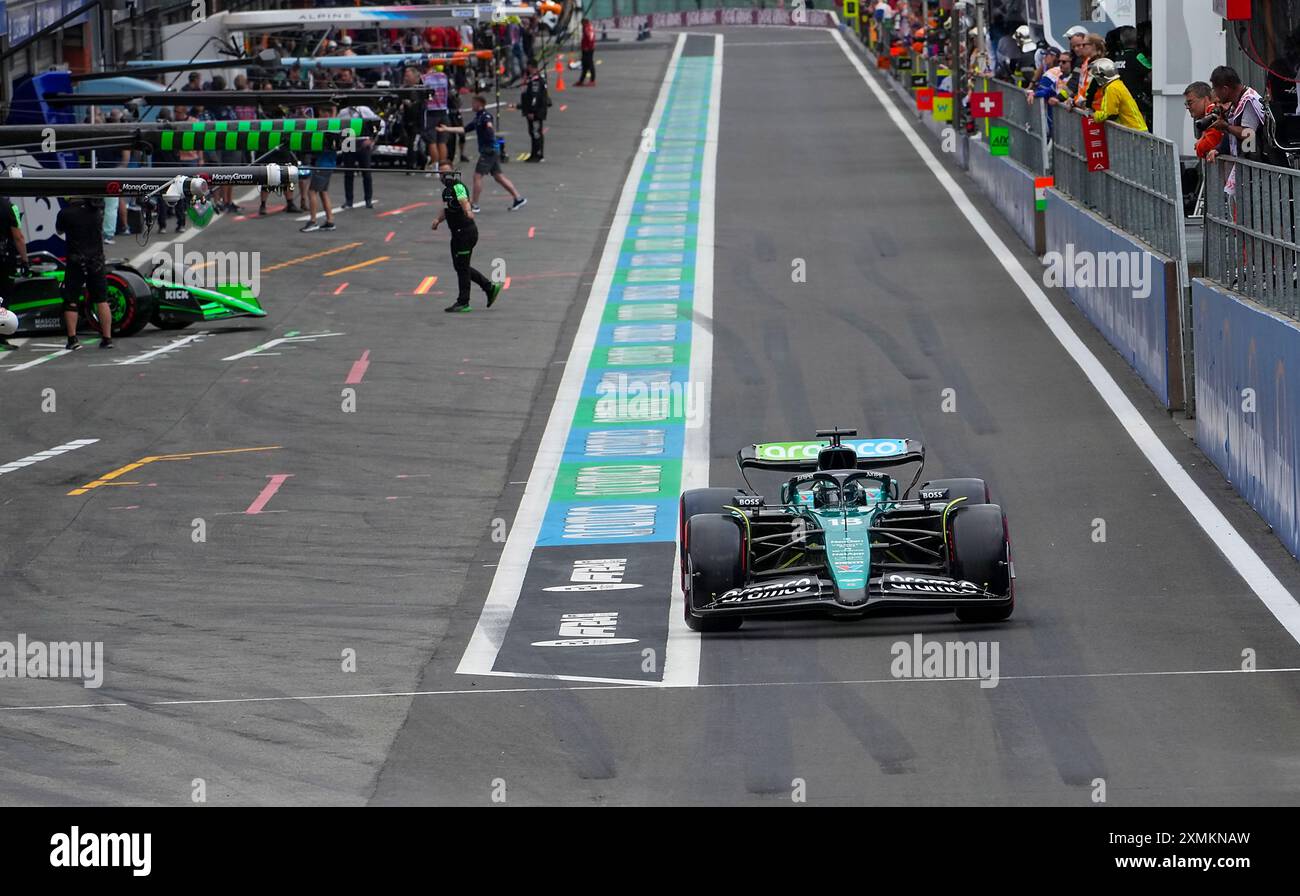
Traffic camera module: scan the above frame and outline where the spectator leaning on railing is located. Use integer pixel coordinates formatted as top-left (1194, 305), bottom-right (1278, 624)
top-left (1087, 58), bottom-right (1147, 132)
top-left (1072, 33), bottom-right (1107, 114)
top-left (1184, 81), bottom-right (1227, 160)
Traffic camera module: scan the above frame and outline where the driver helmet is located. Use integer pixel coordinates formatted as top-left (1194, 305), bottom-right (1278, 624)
top-left (812, 482), bottom-right (841, 509)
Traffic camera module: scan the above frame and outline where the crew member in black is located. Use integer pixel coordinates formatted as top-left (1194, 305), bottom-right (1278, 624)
top-left (55, 198), bottom-right (113, 350)
top-left (520, 60), bottom-right (550, 162)
top-left (432, 164), bottom-right (502, 313)
top-left (0, 196), bottom-right (29, 352)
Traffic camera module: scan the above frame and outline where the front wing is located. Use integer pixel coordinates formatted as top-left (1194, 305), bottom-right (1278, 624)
top-left (692, 572), bottom-right (1012, 619)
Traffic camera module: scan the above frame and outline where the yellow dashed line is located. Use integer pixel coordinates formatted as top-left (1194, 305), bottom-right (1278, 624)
top-left (68, 446), bottom-right (281, 496)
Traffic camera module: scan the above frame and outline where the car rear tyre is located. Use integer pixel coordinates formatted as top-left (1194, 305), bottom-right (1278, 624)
top-left (920, 477), bottom-right (989, 505)
top-left (684, 514), bottom-right (745, 633)
top-left (89, 271), bottom-right (156, 336)
top-left (948, 503), bottom-right (1013, 622)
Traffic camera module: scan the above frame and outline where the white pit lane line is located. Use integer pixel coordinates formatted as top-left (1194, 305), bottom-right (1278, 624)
top-left (828, 29), bottom-right (1300, 644)
top-left (4, 666), bottom-right (1300, 714)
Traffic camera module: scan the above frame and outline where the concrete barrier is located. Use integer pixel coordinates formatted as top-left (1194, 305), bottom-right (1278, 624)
top-left (1044, 191), bottom-right (1184, 409)
top-left (1193, 278), bottom-right (1300, 557)
top-left (967, 136), bottom-right (1038, 252)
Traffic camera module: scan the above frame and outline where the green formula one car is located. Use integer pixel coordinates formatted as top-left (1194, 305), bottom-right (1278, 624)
top-left (2, 251), bottom-right (265, 337)
top-left (678, 428), bottom-right (1015, 632)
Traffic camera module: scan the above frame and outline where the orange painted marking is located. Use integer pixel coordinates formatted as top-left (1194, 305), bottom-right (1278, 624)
top-left (377, 202), bottom-right (431, 217)
top-left (415, 276), bottom-right (438, 294)
top-left (324, 256), bottom-right (390, 277)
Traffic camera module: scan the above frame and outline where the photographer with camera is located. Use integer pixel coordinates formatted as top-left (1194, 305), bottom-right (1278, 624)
top-left (1205, 66), bottom-right (1267, 164)
top-left (1185, 81), bottom-right (1227, 160)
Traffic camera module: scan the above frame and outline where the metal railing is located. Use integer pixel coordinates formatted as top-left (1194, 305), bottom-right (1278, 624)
top-left (1052, 105), bottom-right (1184, 263)
top-left (1204, 156), bottom-right (1300, 319)
top-left (978, 77), bottom-right (1048, 176)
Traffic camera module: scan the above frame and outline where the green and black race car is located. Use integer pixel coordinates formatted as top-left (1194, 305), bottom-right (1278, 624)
top-left (679, 429), bottom-right (1015, 632)
top-left (3, 251), bottom-right (265, 336)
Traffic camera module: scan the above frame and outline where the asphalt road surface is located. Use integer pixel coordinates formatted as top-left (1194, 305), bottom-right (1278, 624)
top-left (3, 27), bottom-right (1299, 806)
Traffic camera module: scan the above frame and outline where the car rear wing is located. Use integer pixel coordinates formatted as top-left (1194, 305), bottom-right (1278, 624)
top-left (737, 438), bottom-right (925, 473)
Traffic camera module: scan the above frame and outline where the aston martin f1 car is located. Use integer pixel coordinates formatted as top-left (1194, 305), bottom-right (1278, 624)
top-left (2, 251), bottom-right (265, 337)
top-left (678, 429), bottom-right (1015, 632)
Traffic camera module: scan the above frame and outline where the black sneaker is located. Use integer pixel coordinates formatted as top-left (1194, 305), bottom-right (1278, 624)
top-left (487, 281), bottom-right (503, 308)
top-left (300, 222), bottom-right (321, 233)
top-left (470, 204), bottom-right (482, 213)
top-left (509, 197), bottom-right (528, 211)
top-left (65, 337), bottom-right (82, 351)
top-left (258, 205), bottom-right (268, 217)
top-left (365, 201), bottom-right (374, 209)
top-left (99, 338), bottom-right (114, 350)
top-left (320, 221), bottom-right (336, 231)
top-left (444, 301), bottom-right (472, 313)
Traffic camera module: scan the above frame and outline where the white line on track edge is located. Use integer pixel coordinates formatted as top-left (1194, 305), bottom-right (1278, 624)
top-left (662, 34), bottom-right (724, 688)
top-left (829, 29), bottom-right (1300, 645)
top-left (5, 666), bottom-right (1299, 714)
top-left (455, 33), bottom-right (696, 682)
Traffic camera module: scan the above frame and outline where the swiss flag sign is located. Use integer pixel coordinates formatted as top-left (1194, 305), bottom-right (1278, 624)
top-left (969, 91), bottom-right (1003, 118)
top-left (1081, 115), bottom-right (1110, 172)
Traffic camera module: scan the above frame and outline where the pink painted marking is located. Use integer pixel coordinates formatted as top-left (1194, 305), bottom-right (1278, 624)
top-left (245, 474), bottom-right (293, 515)
top-left (502, 276), bottom-right (512, 290)
top-left (333, 282), bottom-right (349, 295)
top-left (385, 231), bottom-right (395, 242)
top-left (345, 350), bottom-right (371, 385)
top-left (528, 227), bottom-right (535, 238)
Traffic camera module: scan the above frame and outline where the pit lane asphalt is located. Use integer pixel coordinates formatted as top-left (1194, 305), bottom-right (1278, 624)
top-left (4, 27), bottom-right (1300, 806)
top-left (0, 40), bottom-right (676, 805)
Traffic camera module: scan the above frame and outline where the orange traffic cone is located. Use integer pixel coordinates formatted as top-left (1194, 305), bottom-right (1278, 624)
top-left (556, 73), bottom-right (566, 91)
top-left (555, 55), bottom-right (563, 73)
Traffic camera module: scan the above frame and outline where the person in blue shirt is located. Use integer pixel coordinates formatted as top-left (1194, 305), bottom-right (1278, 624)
top-left (438, 96), bottom-right (527, 213)
top-left (302, 105), bottom-right (339, 232)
